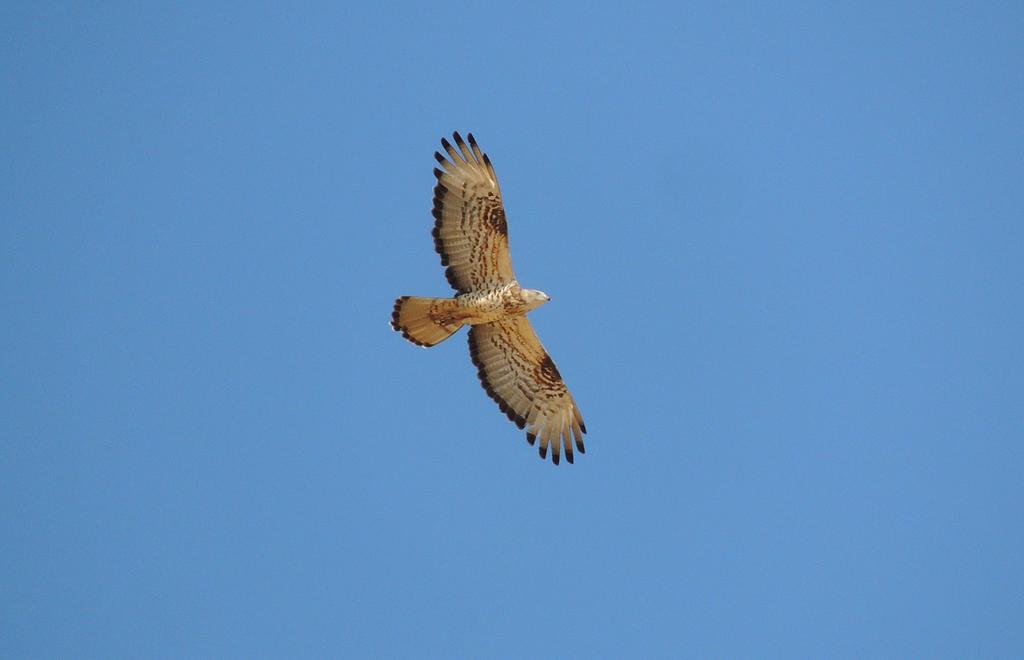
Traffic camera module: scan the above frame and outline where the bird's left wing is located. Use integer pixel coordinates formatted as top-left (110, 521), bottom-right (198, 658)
top-left (468, 315), bottom-right (586, 465)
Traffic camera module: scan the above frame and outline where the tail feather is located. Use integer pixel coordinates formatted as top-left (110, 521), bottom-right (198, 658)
top-left (391, 296), bottom-right (463, 347)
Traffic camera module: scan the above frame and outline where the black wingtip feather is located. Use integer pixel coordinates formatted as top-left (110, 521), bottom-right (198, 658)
top-left (433, 167), bottom-right (444, 179)
top-left (467, 133), bottom-right (477, 146)
top-left (452, 131), bottom-right (464, 146)
top-left (526, 433), bottom-right (536, 446)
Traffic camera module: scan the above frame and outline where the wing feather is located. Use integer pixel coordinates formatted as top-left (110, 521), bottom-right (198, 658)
top-left (467, 316), bottom-right (586, 465)
top-left (453, 132), bottom-right (475, 163)
top-left (467, 133), bottom-right (485, 163)
top-left (432, 132), bottom-right (515, 293)
top-left (440, 138), bottom-right (466, 166)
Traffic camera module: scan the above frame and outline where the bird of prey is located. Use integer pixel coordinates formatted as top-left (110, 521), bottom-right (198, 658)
top-left (391, 132), bottom-right (587, 465)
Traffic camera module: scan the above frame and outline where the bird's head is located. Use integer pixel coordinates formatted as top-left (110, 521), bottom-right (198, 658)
top-left (521, 288), bottom-right (551, 311)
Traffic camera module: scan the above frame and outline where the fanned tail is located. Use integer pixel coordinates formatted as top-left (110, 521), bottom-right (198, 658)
top-left (390, 296), bottom-right (463, 347)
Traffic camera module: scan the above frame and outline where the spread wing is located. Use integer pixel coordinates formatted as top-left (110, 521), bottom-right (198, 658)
top-left (468, 315), bottom-right (586, 465)
top-left (432, 132), bottom-right (516, 293)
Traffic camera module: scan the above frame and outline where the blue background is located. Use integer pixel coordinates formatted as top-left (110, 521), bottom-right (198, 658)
top-left (3, 2), bottom-right (1022, 657)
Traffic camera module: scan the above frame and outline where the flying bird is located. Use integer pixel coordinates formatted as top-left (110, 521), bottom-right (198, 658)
top-left (391, 132), bottom-right (587, 465)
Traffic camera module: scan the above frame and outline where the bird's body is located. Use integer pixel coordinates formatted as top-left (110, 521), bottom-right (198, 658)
top-left (391, 132), bottom-right (586, 464)
top-left (458, 283), bottom-right (536, 324)
top-left (463, 284), bottom-right (555, 322)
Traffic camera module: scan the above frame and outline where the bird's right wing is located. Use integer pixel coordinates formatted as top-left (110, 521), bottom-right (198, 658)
top-left (432, 132), bottom-right (517, 293)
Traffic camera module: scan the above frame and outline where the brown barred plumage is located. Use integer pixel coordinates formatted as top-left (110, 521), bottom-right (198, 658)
top-left (391, 133), bottom-right (587, 465)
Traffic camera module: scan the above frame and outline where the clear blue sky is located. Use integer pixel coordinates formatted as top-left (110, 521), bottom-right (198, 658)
top-left (3, 2), bottom-right (1022, 657)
